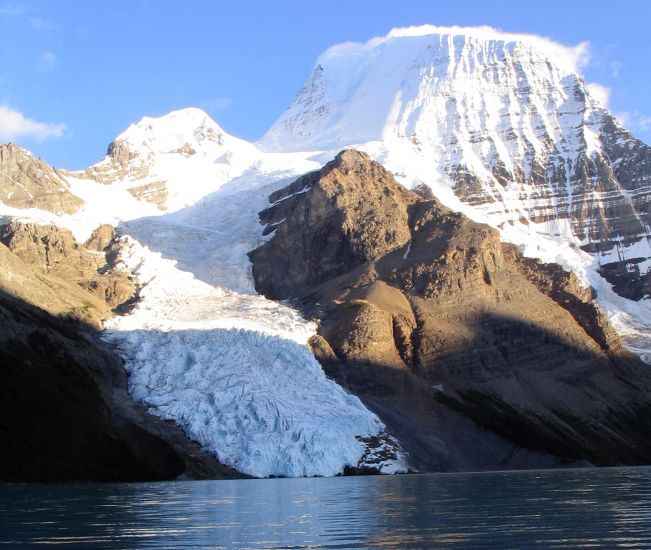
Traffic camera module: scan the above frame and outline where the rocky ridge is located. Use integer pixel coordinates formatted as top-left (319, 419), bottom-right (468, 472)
top-left (0, 221), bottom-right (135, 326)
top-left (250, 150), bottom-right (651, 470)
top-left (260, 28), bottom-right (651, 301)
top-left (0, 143), bottom-right (83, 215)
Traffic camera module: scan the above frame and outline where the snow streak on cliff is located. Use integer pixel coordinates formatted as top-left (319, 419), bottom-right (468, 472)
top-left (261, 26), bottom-right (651, 289)
top-left (2, 25), bottom-right (651, 478)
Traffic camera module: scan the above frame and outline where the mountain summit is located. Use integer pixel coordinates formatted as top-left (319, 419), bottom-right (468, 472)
top-left (1, 26), bottom-right (651, 482)
top-left (261, 26), bottom-right (651, 300)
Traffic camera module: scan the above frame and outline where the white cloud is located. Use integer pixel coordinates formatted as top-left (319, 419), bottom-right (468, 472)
top-left (609, 60), bottom-right (622, 78)
top-left (615, 111), bottom-right (632, 127)
top-left (0, 105), bottom-right (66, 142)
top-left (30, 17), bottom-right (57, 32)
top-left (586, 82), bottom-right (611, 107)
top-left (615, 111), bottom-right (651, 134)
top-left (201, 97), bottom-right (233, 112)
top-left (640, 116), bottom-right (651, 132)
top-left (37, 51), bottom-right (57, 72)
top-left (0, 5), bottom-right (29, 16)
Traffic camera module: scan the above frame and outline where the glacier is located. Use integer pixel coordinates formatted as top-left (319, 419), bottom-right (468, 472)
top-left (1, 24), bottom-right (651, 477)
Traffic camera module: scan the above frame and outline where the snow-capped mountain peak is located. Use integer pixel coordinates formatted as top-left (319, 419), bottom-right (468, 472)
top-left (74, 108), bottom-right (261, 212)
top-left (114, 107), bottom-right (232, 159)
top-left (259, 26), bottom-right (594, 153)
top-left (260, 25), bottom-right (650, 303)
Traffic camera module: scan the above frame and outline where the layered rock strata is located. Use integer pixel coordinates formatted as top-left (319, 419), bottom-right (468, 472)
top-left (250, 150), bottom-right (651, 471)
top-left (0, 143), bottom-right (83, 215)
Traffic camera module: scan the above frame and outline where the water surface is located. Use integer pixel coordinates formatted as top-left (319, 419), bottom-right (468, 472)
top-left (2, 467), bottom-right (651, 548)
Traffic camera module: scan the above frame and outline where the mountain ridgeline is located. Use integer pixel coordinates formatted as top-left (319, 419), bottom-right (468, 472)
top-left (249, 150), bottom-right (651, 469)
top-left (1, 26), bottom-right (651, 481)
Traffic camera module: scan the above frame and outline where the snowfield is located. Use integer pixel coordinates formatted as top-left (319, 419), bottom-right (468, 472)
top-left (95, 147), bottom-right (409, 478)
top-left (1, 25), bottom-right (651, 477)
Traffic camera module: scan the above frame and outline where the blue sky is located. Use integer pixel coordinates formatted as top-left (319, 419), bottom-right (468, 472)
top-left (1, 0), bottom-right (650, 169)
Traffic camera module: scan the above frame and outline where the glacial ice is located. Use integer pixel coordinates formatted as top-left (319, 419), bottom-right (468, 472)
top-left (1, 26), bottom-right (650, 479)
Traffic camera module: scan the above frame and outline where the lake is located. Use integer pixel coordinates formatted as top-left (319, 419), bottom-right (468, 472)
top-left (2, 466), bottom-right (651, 548)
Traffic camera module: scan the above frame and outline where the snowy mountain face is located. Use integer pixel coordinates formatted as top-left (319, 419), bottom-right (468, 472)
top-left (70, 107), bottom-right (260, 211)
top-left (260, 27), bottom-right (651, 301)
top-left (2, 26), bottom-right (651, 480)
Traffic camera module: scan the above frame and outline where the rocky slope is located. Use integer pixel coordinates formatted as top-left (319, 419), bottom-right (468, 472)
top-left (260, 27), bottom-right (651, 301)
top-left (250, 150), bottom-right (651, 470)
top-left (0, 143), bottom-right (83, 215)
top-left (0, 221), bottom-right (135, 318)
top-left (0, 223), bottom-right (244, 482)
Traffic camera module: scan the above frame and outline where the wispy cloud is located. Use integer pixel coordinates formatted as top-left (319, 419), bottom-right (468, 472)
top-left (0, 5), bottom-right (59, 32)
top-left (30, 17), bottom-right (58, 32)
top-left (615, 111), bottom-right (651, 133)
top-left (0, 104), bottom-right (67, 142)
top-left (586, 82), bottom-right (611, 107)
top-left (0, 4), bottom-right (29, 17)
top-left (37, 51), bottom-right (57, 72)
top-left (609, 60), bottom-right (622, 78)
top-left (201, 97), bottom-right (233, 113)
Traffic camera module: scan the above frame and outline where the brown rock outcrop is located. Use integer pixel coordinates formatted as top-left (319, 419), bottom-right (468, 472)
top-left (0, 143), bottom-right (83, 215)
top-left (250, 150), bottom-right (651, 471)
top-left (0, 221), bottom-right (136, 314)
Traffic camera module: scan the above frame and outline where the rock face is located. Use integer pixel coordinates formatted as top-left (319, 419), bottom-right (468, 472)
top-left (260, 28), bottom-right (651, 300)
top-left (127, 180), bottom-right (169, 210)
top-left (0, 143), bottom-right (83, 215)
top-left (0, 228), bottom-right (244, 482)
top-left (0, 238), bottom-right (110, 329)
top-left (250, 150), bottom-right (651, 471)
top-left (0, 221), bottom-right (136, 318)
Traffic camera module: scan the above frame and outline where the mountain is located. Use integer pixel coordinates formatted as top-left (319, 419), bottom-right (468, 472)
top-left (0, 143), bottom-right (83, 215)
top-left (1, 109), bottom-right (408, 480)
top-left (69, 107), bottom-right (260, 211)
top-left (1, 26), bottom-right (651, 481)
top-left (260, 26), bottom-right (651, 302)
top-left (250, 150), bottom-right (651, 469)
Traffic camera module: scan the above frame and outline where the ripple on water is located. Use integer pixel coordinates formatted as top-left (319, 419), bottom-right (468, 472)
top-left (2, 467), bottom-right (651, 548)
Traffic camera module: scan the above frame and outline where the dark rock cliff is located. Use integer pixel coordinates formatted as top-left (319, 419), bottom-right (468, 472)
top-left (250, 150), bottom-right (651, 472)
top-left (0, 225), bottom-right (244, 482)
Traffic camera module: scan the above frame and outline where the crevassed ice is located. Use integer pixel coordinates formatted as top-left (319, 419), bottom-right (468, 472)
top-left (101, 159), bottom-right (398, 477)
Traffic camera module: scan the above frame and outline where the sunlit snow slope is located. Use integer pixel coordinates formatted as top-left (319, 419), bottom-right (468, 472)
top-left (0, 110), bottom-right (407, 478)
top-left (260, 25), bottom-right (651, 362)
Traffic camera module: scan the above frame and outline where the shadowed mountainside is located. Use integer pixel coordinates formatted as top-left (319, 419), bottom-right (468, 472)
top-left (0, 228), bottom-right (244, 482)
top-left (250, 150), bottom-right (651, 471)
